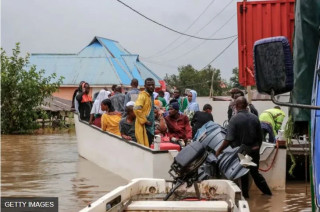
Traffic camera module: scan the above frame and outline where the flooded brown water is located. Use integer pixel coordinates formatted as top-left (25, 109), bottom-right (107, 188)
top-left (1, 132), bottom-right (312, 211)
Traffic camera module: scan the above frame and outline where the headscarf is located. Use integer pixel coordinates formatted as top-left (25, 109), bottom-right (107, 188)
top-left (170, 102), bottom-right (180, 111)
top-left (91, 90), bottom-right (111, 114)
top-left (154, 99), bottom-right (162, 107)
top-left (186, 90), bottom-right (200, 112)
top-left (164, 91), bottom-right (170, 104)
top-left (126, 101), bottom-right (135, 107)
top-left (153, 92), bottom-right (159, 99)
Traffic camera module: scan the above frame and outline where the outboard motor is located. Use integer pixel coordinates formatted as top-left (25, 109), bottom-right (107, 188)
top-left (164, 121), bottom-right (250, 200)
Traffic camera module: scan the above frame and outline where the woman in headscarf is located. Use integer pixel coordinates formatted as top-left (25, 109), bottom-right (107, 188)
top-left (89, 90), bottom-right (111, 127)
top-left (184, 90), bottom-right (199, 121)
top-left (76, 82), bottom-right (93, 122)
top-left (164, 91), bottom-right (171, 105)
top-left (72, 81), bottom-right (85, 112)
top-left (100, 99), bottom-right (122, 136)
top-left (153, 92), bottom-right (162, 108)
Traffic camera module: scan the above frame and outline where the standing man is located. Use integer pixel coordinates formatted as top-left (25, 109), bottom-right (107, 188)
top-left (124, 78), bottom-right (140, 107)
top-left (134, 78), bottom-right (155, 147)
top-left (216, 97), bottom-right (272, 198)
top-left (191, 104), bottom-right (214, 138)
top-left (173, 89), bottom-right (188, 113)
top-left (228, 88), bottom-right (258, 121)
top-left (110, 85), bottom-right (125, 113)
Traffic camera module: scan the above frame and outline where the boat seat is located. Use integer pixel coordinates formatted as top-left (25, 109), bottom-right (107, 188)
top-left (126, 200), bottom-right (229, 211)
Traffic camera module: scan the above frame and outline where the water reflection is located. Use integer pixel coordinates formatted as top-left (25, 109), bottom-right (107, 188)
top-left (1, 132), bottom-right (127, 211)
top-left (247, 182), bottom-right (311, 212)
top-left (1, 132), bottom-right (312, 211)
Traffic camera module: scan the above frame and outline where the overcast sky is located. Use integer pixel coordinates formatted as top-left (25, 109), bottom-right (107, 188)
top-left (2, 0), bottom-right (239, 80)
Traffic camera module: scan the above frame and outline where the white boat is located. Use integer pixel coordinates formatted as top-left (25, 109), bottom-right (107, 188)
top-left (75, 114), bottom-right (179, 180)
top-left (75, 114), bottom-right (286, 189)
top-left (79, 178), bottom-right (250, 212)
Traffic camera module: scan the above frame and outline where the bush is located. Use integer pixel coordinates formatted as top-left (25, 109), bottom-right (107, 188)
top-left (1, 43), bottom-right (64, 134)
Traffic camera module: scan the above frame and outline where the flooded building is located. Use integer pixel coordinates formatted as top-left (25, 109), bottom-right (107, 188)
top-left (29, 36), bottom-right (162, 100)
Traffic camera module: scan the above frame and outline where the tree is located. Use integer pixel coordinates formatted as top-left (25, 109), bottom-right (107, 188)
top-left (1, 43), bottom-right (64, 134)
top-left (229, 67), bottom-right (244, 89)
top-left (164, 64), bottom-right (223, 96)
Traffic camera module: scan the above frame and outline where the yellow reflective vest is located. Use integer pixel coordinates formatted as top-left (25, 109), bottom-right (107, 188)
top-left (259, 108), bottom-right (285, 135)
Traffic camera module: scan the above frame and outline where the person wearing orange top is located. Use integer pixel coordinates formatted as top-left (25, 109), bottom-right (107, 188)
top-left (76, 82), bottom-right (92, 122)
top-left (100, 99), bottom-right (122, 136)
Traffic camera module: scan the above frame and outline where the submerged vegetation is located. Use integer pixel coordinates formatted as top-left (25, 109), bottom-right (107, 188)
top-left (1, 43), bottom-right (64, 134)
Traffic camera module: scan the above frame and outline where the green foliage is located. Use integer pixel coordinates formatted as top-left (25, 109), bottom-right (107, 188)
top-left (164, 65), bottom-right (223, 96)
top-left (284, 115), bottom-right (296, 177)
top-left (1, 43), bottom-right (64, 134)
top-left (229, 67), bottom-right (244, 89)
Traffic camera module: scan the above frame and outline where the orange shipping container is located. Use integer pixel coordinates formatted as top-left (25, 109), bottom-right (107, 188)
top-left (237, 0), bottom-right (295, 86)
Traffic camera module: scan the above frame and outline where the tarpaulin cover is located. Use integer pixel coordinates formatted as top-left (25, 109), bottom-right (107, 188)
top-left (290, 0), bottom-right (320, 121)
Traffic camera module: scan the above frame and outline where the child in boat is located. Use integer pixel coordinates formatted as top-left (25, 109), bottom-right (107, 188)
top-left (119, 101), bottom-right (136, 142)
top-left (100, 99), bottom-right (122, 136)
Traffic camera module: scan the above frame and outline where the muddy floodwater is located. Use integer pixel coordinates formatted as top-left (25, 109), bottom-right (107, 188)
top-left (1, 132), bottom-right (312, 211)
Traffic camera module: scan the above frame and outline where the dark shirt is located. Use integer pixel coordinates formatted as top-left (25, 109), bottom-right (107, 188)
top-left (110, 93), bottom-right (125, 113)
top-left (76, 92), bottom-right (92, 121)
top-left (165, 114), bottom-right (192, 141)
top-left (191, 111), bottom-right (214, 138)
top-left (119, 118), bottom-right (136, 142)
top-left (124, 88), bottom-right (140, 107)
top-left (225, 110), bottom-right (262, 147)
top-left (228, 102), bottom-right (258, 121)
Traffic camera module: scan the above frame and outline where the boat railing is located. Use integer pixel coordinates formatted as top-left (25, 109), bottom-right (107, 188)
top-left (74, 113), bottom-right (174, 154)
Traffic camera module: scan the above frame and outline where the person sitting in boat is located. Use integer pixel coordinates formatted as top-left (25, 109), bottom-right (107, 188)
top-left (165, 102), bottom-right (192, 146)
top-left (100, 99), bottom-right (122, 136)
top-left (216, 96), bottom-right (272, 198)
top-left (164, 90), bottom-right (171, 105)
top-left (163, 99), bottom-right (182, 117)
top-left (157, 90), bottom-right (167, 107)
top-left (89, 90), bottom-right (111, 127)
top-left (153, 92), bottom-right (163, 108)
top-left (119, 101), bottom-right (136, 142)
top-left (110, 85), bottom-right (125, 114)
top-left (184, 90), bottom-right (200, 121)
top-left (259, 106), bottom-right (286, 143)
top-left (76, 82), bottom-right (93, 122)
top-left (134, 78), bottom-right (155, 147)
top-left (191, 104), bottom-right (214, 138)
top-left (154, 105), bottom-right (167, 136)
top-left (173, 89), bottom-right (188, 113)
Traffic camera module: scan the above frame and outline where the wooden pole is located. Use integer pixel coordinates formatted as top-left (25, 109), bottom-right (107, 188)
top-left (209, 71), bottom-right (214, 98)
top-left (247, 85), bottom-right (252, 103)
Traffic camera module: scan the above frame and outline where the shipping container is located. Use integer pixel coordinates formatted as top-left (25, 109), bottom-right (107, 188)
top-left (237, 0), bottom-right (295, 86)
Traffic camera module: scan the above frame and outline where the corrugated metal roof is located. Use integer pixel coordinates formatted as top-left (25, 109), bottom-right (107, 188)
top-left (29, 36), bottom-right (161, 86)
top-left (41, 96), bottom-right (72, 112)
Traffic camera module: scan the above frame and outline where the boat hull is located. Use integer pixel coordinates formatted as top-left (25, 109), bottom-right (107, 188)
top-left (75, 114), bottom-right (286, 189)
top-left (75, 114), bottom-right (178, 180)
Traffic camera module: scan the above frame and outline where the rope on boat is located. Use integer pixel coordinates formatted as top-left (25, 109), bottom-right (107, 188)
top-left (258, 142), bottom-right (279, 172)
